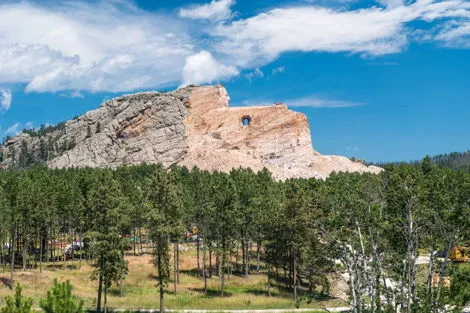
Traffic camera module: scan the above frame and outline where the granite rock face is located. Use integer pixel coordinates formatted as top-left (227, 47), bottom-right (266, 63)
top-left (0, 85), bottom-right (381, 179)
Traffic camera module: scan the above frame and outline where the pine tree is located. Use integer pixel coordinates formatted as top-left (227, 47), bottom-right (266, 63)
top-left (146, 165), bottom-right (182, 313)
top-left (0, 284), bottom-right (33, 313)
top-left (40, 279), bottom-right (84, 313)
top-left (86, 170), bottom-right (128, 313)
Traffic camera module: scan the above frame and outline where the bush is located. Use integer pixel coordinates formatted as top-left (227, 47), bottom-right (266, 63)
top-left (40, 279), bottom-right (84, 313)
top-left (0, 284), bottom-right (33, 313)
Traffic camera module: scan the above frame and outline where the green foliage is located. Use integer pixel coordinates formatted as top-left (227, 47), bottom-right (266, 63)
top-left (39, 279), bottom-right (84, 313)
top-left (447, 265), bottom-right (470, 311)
top-left (0, 284), bottom-right (33, 313)
top-left (23, 122), bottom-right (66, 138)
top-left (0, 158), bottom-right (468, 313)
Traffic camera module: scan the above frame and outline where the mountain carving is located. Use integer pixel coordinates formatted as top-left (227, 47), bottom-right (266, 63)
top-left (0, 85), bottom-right (381, 179)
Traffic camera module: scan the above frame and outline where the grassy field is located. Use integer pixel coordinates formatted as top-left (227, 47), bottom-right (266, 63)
top-left (0, 244), bottom-right (346, 310)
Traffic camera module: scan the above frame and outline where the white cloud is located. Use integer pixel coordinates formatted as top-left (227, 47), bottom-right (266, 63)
top-left (272, 66), bottom-right (286, 75)
top-left (376, 0), bottom-right (405, 9)
top-left (0, 0), bottom-right (469, 94)
top-left (71, 90), bottom-right (85, 99)
top-left (242, 95), bottom-right (362, 108)
top-left (435, 22), bottom-right (470, 47)
top-left (0, 89), bottom-right (12, 111)
top-left (1, 121), bottom-right (34, 139)
top-left (0, 1), bottom-right (193, 93)
top-left (181, 51), bottom-right (239, 86)
top-left (347, 146), bottom-right (360, 151)
top-left (286, 96), bottom-right (363, 108)
top-left (4, 123), bottom-right (21, 137)
top-left (179, 0), bottom-right (235, 21)
top-left (245, 68), bottom-right (264, 81)
top-left (60, 90), bottom-right (85, 99)
top-left (212, 1), bottom-right (470, 67)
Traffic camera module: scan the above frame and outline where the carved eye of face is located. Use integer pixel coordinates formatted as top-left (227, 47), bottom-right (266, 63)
top-left (242, 116), bottom-right (251, 126)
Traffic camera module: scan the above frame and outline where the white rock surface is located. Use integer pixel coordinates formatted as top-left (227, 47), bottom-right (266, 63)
top-left (0, 85), bottom-right (381, 179)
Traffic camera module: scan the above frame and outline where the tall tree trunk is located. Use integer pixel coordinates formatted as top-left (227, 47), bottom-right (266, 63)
top-left (220, 253), bottom-right (225, 297)
top-left (220, 239), bottom-right (226, 296)
top-left (241, 233), bottom-right (246, 276)
top-left (50, 227), bottom-right (54, 264)
top-left (196, 234), bottom-right (200, 274)
top-left (157, 246), bottom-right (164, 313)
top-left (79, 233), bottom-right (83, 270)
top-left (104, 286), bottom-right (107, 313)
top-left (176, 241), bottom-right (180, 283)
top-left (139, 227), bottom-right (143, 255)
top-left (293, 250), bottom-right (297, 303)
top-left (39, 231), bottom-right (43, 273)
top-left (22, 238), bottom-right (28, 271)
top-left (103, 286), bottom-right (107, 313)
top-left (2, 236), bottom-right (6, 273)
top-left (209, 247), bottom-right (212, 278)
top-left (71, 230), bottom-right (75, 267)
top-left (244, 229), bottom-right (249, 278)
top-left (203, 240), bottom-right (207, 294)
top-left (405, 201), bottom-right (418, 313)
top-left (267, 266), bottom-right (272, 297)
top-left (435, 239), bottom-right (453, 311)
top-left (62, 233), bottom-right (67, 270)
top-left (425, 246), bottom-right (435, 305)
top-left (133, 228), bottom-right (136, 256)
top-left (256, 241), bottom-right (260, 272)
top-left (216, 238), bottom-right (220, 276)
top-left (173, 242), bottom-right (177, 294)
top-left (97, 274), bottom-right (103, 313)
top-left (10, 225), bottom-right (16, 289)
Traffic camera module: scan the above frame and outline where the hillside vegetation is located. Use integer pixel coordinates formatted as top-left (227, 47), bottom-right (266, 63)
top-left (431, 150), bottom-right (470, 171)
top-left (374, 150), bottom-right (470, 172)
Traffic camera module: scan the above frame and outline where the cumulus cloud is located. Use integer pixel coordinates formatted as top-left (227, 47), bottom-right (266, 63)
top-left (0, 0), bottom-right (469, 93)
top-left (212, 0), bottom-right (470, 67)
top-left (0, 1), bottom-right (193, 93)
top-left (179, 0), bottom-right (235, 21)
top-left (0, 89), bottom-right (12, 111)
top-left (181, 51), bottom-right (239, 86)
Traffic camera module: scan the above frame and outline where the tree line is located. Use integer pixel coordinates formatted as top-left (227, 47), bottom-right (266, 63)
top-left (0, 157), bottom-right (469, 313)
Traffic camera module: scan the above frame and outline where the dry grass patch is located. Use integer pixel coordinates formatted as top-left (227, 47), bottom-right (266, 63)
top-left (0, 247), bottom-right (346, 310)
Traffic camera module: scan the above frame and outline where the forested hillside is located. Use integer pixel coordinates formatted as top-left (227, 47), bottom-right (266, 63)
top-left (0, 160), bottom-right (469, 313)
top-left (431, 150), bottom-right (470, 171)
top-left (374, 150), bottom-right (470, 172)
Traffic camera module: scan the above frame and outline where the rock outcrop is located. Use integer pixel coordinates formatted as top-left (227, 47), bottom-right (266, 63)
top-left (0, 85), bottom-right (381, 179)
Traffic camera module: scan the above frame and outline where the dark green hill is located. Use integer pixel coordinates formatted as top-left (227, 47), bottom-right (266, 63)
top-left (430, 150), bottom-right (470, 171)
top-left (372, 150), bottom-right (470, 172)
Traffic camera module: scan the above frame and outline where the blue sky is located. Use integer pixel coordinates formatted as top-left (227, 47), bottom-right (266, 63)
top-left (0, 0), bottom-right (469, 162)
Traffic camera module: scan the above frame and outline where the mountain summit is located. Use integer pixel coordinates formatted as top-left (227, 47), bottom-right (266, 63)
top-left (0, 85), bottom-right (380, 179)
